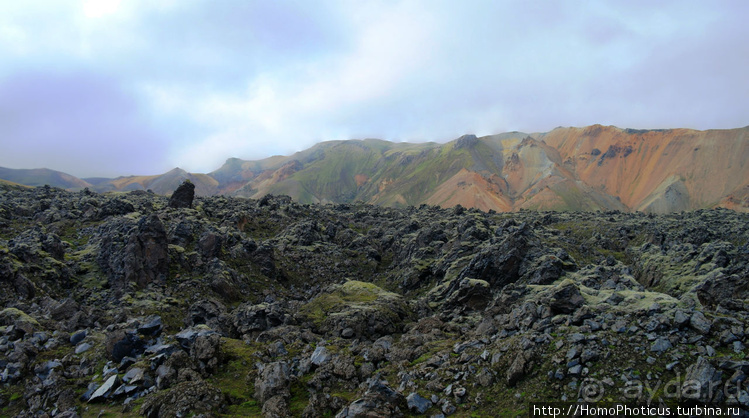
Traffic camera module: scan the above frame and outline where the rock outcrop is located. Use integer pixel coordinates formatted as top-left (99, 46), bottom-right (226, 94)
top-left (168, 179), bottom-right (195, 209)
top-left (1, 183), bottom-right (748, 416)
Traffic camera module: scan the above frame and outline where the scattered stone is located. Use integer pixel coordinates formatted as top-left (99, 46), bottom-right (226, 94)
top-left (406, 392), bottom-right (432, 414)
top-left (70, 330), bottom-right (87, 345)
top-left (88, 375), bottom-right (118, 403)
top-left (690, 311), bottom-right (712, 335)
top-left (138, 315), bottom-right (163, 336)
top-left (75, 342), bottom-right (92, 354)
top-left (651, 337), bottom-right (672, 353)
top-left (310, 346), bottom-right (331, 366)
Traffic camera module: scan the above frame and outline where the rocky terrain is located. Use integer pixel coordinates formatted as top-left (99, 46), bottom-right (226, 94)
top-left (1, 181), bottom-right (749, 417)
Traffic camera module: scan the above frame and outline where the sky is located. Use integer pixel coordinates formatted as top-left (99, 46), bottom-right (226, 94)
top-left (0, 0), bottom-right (748, 178)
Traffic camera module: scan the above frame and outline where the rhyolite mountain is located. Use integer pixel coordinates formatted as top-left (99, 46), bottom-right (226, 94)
top-left (2, 124), bottom-right (749, 213)
top-left (1, 183), bottom-right (748, 416)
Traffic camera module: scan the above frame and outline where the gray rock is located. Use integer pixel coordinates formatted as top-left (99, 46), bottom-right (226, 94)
top-left (673, 309), bottom-right (690, 328)
top-left (311, 346), bottom-right (331, 366)
top-left (506, 353), bottom-right (530, 387)
top-left (550, 283), bottom-right (585, 314)
top-left (341, 327), bottom-right (355, 338)
top-left (651, 337), bottom-right (672, 353)
top-left (140, 380), bottom-right (225, 417)
top-left (682, 357), bottom-right (722, 403)
top-left (569, 333), bottom-right (586, 343)
top-left (442, 402), bottom-right (457, 415)
top-left (721, 330), bottom-right (739, 344)
top-left (406, 392), bottom-right (432, 414)
top-left (262, 394), bottom-right (291, 418)
top-left (88, 375), bottom-right (118, 403)
top-left (566, 347), bottom-right (580, 360)
top-left (138, 315), bottom-right (162, 336)
top-left (580, 348), bottom-right (599, 364)
top-left (175, 327), bottom-right (216, 350)
top-left (336, 378), bottom-right (406, 418)
top-left (690, 311), bottom-right (712, 335)
top-left (70, 330), bottom-right (87, 345)
top-left (74, 342), bottom-right (92, 354)
top-left (255, 361), bottom-right (290, 403)
top-left (122, 367), bottom-right (144, 384)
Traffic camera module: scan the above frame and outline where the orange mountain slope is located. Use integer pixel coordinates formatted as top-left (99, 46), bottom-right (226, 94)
top-left (3, 125), bottom-right (748, 213)
top-left (540, 125), bottom-right (749, 211)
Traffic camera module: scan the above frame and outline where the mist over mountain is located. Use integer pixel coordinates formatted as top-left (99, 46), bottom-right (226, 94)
top-left (2, 124), bottom-right (748, 213)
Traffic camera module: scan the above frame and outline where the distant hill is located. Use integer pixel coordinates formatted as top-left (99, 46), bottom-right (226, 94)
top-left (0, 167), bottom-right (92, 190)
top-left (86, 168), bottom-right (219, 196)
top-left (210, 125), bottom-right (749, 212)
top-left (3, 124), bottom-right (748, 212)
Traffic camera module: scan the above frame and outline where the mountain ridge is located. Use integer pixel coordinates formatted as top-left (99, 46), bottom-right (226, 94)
top-left (2, 124), bottom-right (748, 213)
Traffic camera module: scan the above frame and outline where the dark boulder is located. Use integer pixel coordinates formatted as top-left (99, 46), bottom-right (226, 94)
top-left (111, 332), bottom-right (147, 362)
top-left (140, 380), bottom-right (225, 418)
top-left (336, 377), bottom-right (406, 418)
top-left (98, 213), bottom-right (168, 289)
top-left (549, 282), bottom-right (585, 314)
top-left (168, 180), bottom-right (195, 209)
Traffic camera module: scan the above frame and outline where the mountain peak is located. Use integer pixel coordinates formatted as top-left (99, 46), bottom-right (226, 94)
top-left (454, 134), bottom-right (479, 149)
top-left (2, 124), bottom-right (748, 213)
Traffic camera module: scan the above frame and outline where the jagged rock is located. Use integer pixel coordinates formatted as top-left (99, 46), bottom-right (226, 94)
top-left (255, 361), bottom-right (291, 403)
top-left (406, 392), bottom-right (432, 414)
top-left (507, 351), bottom-right (532, 387)
top-left (97, 198), bottom-right (135, 219)
top-left (187, 299), bottom-right (233, 335)
top-left (650, 337), bottom-right (672, 353)
top-left (310, 346), bottom-right (331, 366)
top-left (88, 375), bottom-right (118, 403)
top-left (198, 231), bottom-right (222, 258)
top-left (51, 298), bottom-right (80, 321)
top-left (2, 184), bottom-right (749, 416)
top-left (682, 357), bottom-right (723, 403)
top-left (168, 180), bottom-right (195, 209)
top-left (175, 327), bottom-right (217, 350)
top-left (690, 311), bottom-right (713, 335)
top-left (140, 380), bottom-right (225, 417)
top-left (98, 213), bottom-right (168, 288)
top-left (550, 282), bottom-right (585, 314)
top-left (262, 394), bottom-right (291, 418)
top-left (191, 332), bottom-right (222, 374)
top-left (336, 377), bottom-right (406, 418)
top-left (673, 310), bottom-right (691, 328)
top-left (122, 367), bottom-right (145, 384)
top-left (233, 302), bottom-right (287, 336)
top-left (111, 332), bottom-right (147, 362)
top-left (441, 278), bottom-right (491, 311)
top-left (138, 315), bottom-right (163, 336)
top-left (299, 281), bottom-right (410, 339)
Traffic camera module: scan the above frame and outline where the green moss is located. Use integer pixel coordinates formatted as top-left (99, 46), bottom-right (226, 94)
top-left (298, 280), bottom-right (402, 327)
top-left (0, 307), bottom-right (40, 326)
top-left (209, 337), bottom-right (262, 408)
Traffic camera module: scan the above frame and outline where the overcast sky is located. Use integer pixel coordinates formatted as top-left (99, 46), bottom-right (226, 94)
top-left (1, 0), bottom-right (747, 177)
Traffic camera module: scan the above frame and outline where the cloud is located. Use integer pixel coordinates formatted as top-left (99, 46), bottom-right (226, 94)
top-left (0, 1), bottom-right (747, 177)
top-left (0, 72), bottom-right (171, 177)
